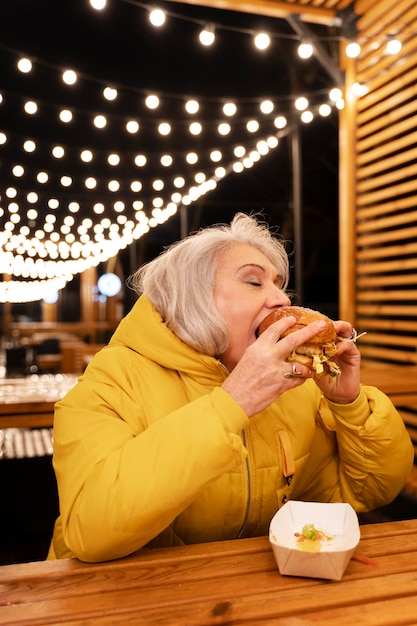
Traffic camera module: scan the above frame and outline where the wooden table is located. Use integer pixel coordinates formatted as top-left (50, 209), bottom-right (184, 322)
top-left (1, 519), bottom-right (417, 625)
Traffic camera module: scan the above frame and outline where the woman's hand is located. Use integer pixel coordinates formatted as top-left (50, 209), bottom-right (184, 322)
top-left (314, 320), bottom-right (361, 404)
top-left (221, 316), bottom-right (328, 417)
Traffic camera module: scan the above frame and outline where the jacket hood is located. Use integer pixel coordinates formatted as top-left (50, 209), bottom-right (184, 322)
top-left (109, 295), bottom-right (224, 383)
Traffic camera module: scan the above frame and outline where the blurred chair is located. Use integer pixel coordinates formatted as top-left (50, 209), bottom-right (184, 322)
top-left (5, 347), bottom-right (28, 378)
top-left (35, 338), bottom-right (62, 374)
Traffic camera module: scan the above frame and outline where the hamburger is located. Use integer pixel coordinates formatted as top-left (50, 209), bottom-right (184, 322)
top-left (258, 305), bottom-right (341, 377)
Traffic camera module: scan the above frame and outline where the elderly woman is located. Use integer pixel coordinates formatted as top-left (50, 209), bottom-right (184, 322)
top-left (49, 213), bottom-right (413, 562)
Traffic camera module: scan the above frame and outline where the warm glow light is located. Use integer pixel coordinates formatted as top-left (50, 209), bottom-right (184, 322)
top-left (246, 120), bottom-right (259, 132)
top-left (90, 0), bottom-right (107, 9)
top-left (254, 33), bottom-right (270, 50)
top-left (301, 110), bottom-right (313, 123)
top-left (81, 150), bottom-right (93, 162)
top-left (12, 165), bottom-right (24, 177)
top-left (158, 122), bottom-right (171, 135)
top-left (153, 179), bottom-right (164, 191)
top-left (24, 101), bottom-right (38, 115)
top-left (0, 31), bottom-right (316, 299)
top-left (319, 103), bottom-right (332, 117)
top-left (59, 109), bottom-right (73, 123)
top-left (329, 87), bottom-right (343, 102)
top-left (199, 25), bottom-right (215, 46)
top-left (174, 177), bottom-right (185, 188)
top-left (108, 180), bottom-right (120, 192)
top-left (295, 97), bottom-right (308, 111)
top-left (131, 181), bottom-right (143, 192)
top-left (145, 94), bottom-right (159, 109)
top-left (27, 192), bottom-right (38, 203)
top-left (134, 154), bottom-right (147, 167)
top-left (351, 82), bottom-right (369, 96)
top-left (94, 114), bottom-right (107, 128)
top-left (85, 177), bottom-right (97, 189)
top-left (103, 86), bottom-right (118, 100)
top-left (223, 102), bottom-right (237, 116)
top-left (210, 150), bottom-right (222, 162)
top-left (260, 100), bottom-right (274, 114)
top-left (189, 122), bottom-right (202, 135)
top-left (149, 9), bottom-right (166, 27)
top-left (108, 153), bottom-right (120, 166)
top-left (218, 123), bottom-right (231, 135)
top-left (52, 145), bottom-right (65, 158)
top-left (274, 116), bottom-right (287, 129)
top-left (185, 99), bottom-right (199, 114)
top-left (23, 140), bottom-right (36, 152)
top-left (298, 41), bottom-right (313, 59)
top-left (160, 154), bottom-right (173, 166)
top-left (37, 172), bottom-right (49, 183)
top-left (345, 42), bottom-right (361, 58)
top-left (386, 38), bottom-right (402, 54)
top-left (186, 152), bottom-right (198, 164)
top-left (17, 58), bottom-right (32, 73)
top-left (62, 69), bottom-right (77, 85)
top-left (126, 120), bottom-right (140, 133)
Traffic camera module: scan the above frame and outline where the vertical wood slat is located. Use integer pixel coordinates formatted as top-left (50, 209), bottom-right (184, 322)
top-left (350, 0), bottom-right (417, 365)
top-left (338, 48), bottom-right (357, 324)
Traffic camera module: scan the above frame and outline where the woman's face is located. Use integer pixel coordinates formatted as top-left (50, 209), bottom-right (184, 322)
top-left (214, 242), bottom-right (290, 371)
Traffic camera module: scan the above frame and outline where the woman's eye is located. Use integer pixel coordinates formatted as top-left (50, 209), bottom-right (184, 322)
top-left (248, 280), bottom-right (262, 286)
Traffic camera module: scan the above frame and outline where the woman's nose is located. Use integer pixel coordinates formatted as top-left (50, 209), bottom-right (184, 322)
top-left (267, 286), bottom-right (291, 308)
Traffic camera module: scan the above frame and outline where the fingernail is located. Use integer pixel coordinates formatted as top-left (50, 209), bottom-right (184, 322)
top-left (317, 321), bottom-right (327, 329)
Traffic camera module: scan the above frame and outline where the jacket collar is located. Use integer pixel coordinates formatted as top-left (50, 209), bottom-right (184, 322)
top-left (109, 295), bottom-right (226, 384)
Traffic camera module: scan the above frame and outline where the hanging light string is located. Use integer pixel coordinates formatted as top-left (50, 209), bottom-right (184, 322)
top-left (1, 0), bottom-right (403, 303)
top-left (0, 39), bottom-right (341, 305)
top-left (91, 0), bottom-right (403, 59)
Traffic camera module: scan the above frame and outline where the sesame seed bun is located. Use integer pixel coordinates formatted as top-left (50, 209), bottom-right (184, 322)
top-left (258, 305), bottom-right (340, 377)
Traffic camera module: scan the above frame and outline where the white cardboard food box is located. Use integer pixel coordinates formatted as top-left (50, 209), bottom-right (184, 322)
top-left (269, 500), bottom-right (360, 581)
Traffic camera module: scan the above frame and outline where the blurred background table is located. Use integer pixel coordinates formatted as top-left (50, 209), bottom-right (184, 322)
top-left (0, 374), bottom-right (78, 431)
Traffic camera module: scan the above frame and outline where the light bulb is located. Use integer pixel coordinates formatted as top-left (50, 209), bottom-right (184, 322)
top-left (199, 25), bottom-right (215, 46)
top-left (346, 42), bottom-right (361, 58)
top-left (298, 42), bottom-right (313, 59)
top-left (386, 38), bottom-right (402, 55)
top-left (254, 32), bottom-right (270, 50)
top-left (149, 9), bottom-right (165, 27)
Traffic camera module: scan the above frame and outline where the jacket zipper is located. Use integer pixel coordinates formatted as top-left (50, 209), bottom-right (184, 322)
top-left (237, 429), bottom-right (252, 539)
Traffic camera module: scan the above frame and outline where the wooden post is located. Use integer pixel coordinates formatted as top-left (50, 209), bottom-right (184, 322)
top-left (80, 266), bottom-right (98, 339)
top-left (291, 122), bottom-right (303, 304)
top-left (338, 48), bottom-right (357, 324)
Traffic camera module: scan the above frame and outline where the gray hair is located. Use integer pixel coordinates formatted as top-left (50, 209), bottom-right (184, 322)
top-left (129, 213), bottom-right (290, 356)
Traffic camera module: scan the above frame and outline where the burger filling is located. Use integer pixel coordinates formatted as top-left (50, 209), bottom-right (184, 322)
top-left (288, 342), bottom-right (340, 377)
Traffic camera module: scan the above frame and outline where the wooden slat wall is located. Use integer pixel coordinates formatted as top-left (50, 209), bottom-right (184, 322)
top-left (345, 0), bottom-right (417, 364)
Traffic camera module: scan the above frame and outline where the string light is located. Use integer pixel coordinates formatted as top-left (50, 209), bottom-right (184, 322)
top-left (345, 41), bottom-right (361, 58)
top-left (149, 9), bottom-right (166, 28)
top-left (199, 24), bottom-right (215, 47)
top-left (386, 37), bottom-right (402, 55)
top-left (185, 99), bottom-right (199, 114)
top-left (4, 0), bottom-right (403, 302)
top-left (17, 57), bottom-right (32, 73)
top-left (254, 33), bottom-right (271, 50)
top-left (62, 69), bottom-right (77, 85)
top-left (90, 0), bottom-right (106, 10)
top-left (298, 41), bottom-right (314, 59)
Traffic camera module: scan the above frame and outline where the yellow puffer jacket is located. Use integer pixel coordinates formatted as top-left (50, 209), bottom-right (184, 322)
top-left (49, 295), bottom-right (414, 562)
